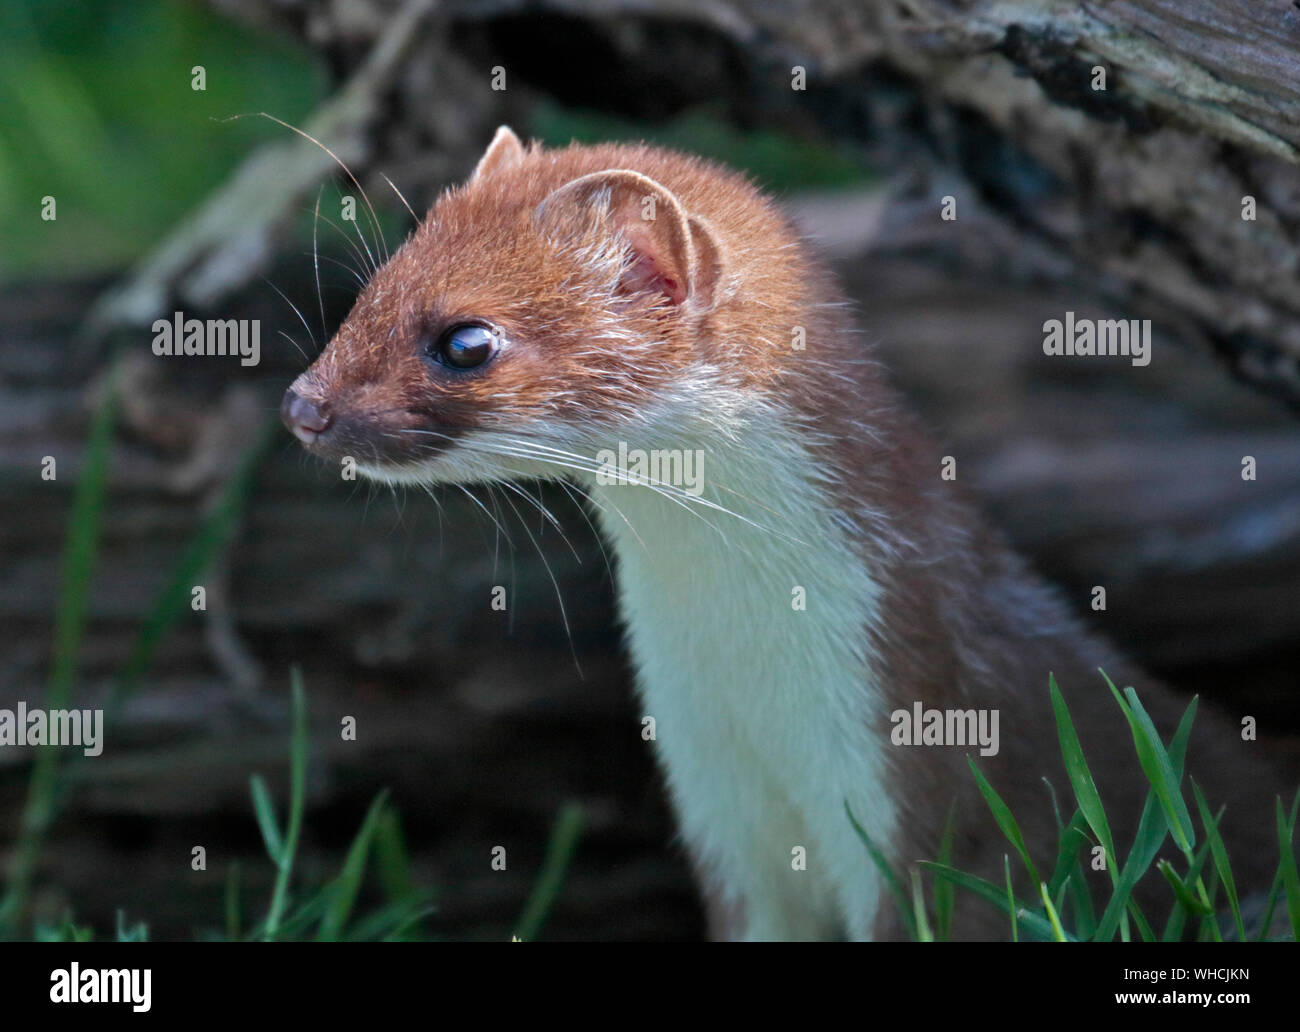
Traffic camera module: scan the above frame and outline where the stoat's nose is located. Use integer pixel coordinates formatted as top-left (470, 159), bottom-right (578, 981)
top-left (280, 388), bottom-right (332, 444)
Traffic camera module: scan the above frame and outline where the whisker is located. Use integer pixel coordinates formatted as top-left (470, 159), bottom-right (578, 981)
top-left (485, 435), bottom-right (809, 546)
top-left (495, 482), bottom-right (583, 678)
top-left (312, 185), bottom-right (328, 342)
top-left (486, 483), bottom-right (517, 625)
top-left (310, 252), bottom-right (367, 291)
top-left (311, 209), bottom-right (376, 284)
top-left (345, 201), bottom-right (380, 277)
top-left (417, 482), bottom-right (446, 550)
top-left (455, 437), bottom-right (757, 545)
top-left (455, 482), bottom-right (513, 552)
top-left (261, 275), bottom-right (318, 353)
top-left (389, 427), bottom-right (807, 556)
top-left (556, 478), bottom-right (615, 583)
top-left (380, 172), bottom-right (418, 224)
top-left (222, 111), bottom-right (389, 268)
top-left (276, 329), bottom-right (310, 365)
top-left (497, 479), bottom-right (583, 563)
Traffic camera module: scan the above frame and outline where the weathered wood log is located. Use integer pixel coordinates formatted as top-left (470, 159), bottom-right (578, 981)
top-left (7, 0), bottom-right (1300, 939)
top-left (5, 233), bottom-right (1300, 937)
top-left (134, 0), bottom-right (1300, 407)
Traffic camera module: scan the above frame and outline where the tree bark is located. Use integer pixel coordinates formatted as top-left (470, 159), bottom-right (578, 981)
top-left (151, 0), bottom-right (1300, 404)
top-left (8, 0), bottom-right (1300, 940)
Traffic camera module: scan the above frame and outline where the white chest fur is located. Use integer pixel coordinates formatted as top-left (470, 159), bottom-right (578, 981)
top-left (582, 403), bottom-right (898, 940)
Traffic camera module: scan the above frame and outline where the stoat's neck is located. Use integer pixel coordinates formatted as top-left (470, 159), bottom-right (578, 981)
top-left (582, 400), bottom-right (899, 939)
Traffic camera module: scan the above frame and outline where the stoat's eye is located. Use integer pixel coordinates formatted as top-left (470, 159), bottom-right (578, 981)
top-left (432, 323), bottom-right (498, 369)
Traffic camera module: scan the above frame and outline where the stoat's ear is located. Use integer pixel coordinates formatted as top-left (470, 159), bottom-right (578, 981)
top-left (686, 215), bottom-right (725, 313)
top-left (536, 169), bottom-right (723, 311)
top-left (471, 125), bottom-right (526, 181)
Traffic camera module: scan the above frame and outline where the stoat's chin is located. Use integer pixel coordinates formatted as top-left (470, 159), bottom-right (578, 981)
top-left (354, 448), bottom-right (558, 489)
top-left (353, 461), bottom-right (440, 486)
top-left (354, 457), bottom-right (479, 487)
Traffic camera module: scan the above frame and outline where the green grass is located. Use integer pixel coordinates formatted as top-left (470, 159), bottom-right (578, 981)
top-left (28, 665), bottom-right (585, 942)
top-left (855, 672), bottom-right (1300, 942)
top-left (514, 802), bottom-right (585, 942)
top-left (0, 365), bottom-right (583, 941)
top-left (9, 333), bottom-right (1292, 944)
top-left (0, 358), bottom-right (117, 931)
top-left (0, 364), bottom-right (280, 934)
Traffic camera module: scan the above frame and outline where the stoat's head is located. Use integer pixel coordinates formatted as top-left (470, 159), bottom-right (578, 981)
top-left (281, 126), bottom-right (731, 486)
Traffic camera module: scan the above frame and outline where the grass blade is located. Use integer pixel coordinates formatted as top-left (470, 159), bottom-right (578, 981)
top-left (344, 896), bottom-right (438, 942)
top-left (1254, 870), bottom-right (1284, 942)
top-left (0, 362), bottom-right (116, 934)
top-left (919, 861), bottom-right (1066, 941)
top-left (911, 868), bottom-right (934, 942)
top-left (1196, 857), bottom-right (1222, 942)
top-left (110, 417), bottom-right (277, 709)
top-left (263, 668), bottom-right (308, 940)
top-left (1005, 856), bottom-right (1018, 943)
top-left (1191, 781), bottom-right (1244, 941)
top-left (1038, 882), bottom-right (1067, 941)
top-left (847, 801), bottom-right (917, 940)
top-left (1046, 809), bottom-right (1090, 896)
top-left (316, 790), bottom-right (390, 941)
top-left (1104, 675), bottom-right (1195, 854)
top-left (968, 758), bottom-right (1042, 887)
top-left (513, 802), bottom-right (584, 942)
top-left (1067, 866), bottom-right (1098, 940)
top-left (934, 805), bottom-right (956, 941)
top-left (249, 775), bottom-right (284, 865)
top-left (1050, 675), bottom-right (1117, 874)
top-left (1156, 859), bottom-right (1212, 918)
top-left (372, 807), bottom-right (419, 903)
top-left (1093, 692), bottom-right (1197, 942)
top-left (1277, 794), bottom-right (1300, 941)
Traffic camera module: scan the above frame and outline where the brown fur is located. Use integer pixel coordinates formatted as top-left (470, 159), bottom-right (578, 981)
top-left (287, 129), bottom-right (1296, 940)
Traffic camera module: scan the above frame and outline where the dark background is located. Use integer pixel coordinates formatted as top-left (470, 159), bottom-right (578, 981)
top-left (2, 0), bottom-right (1299, 940)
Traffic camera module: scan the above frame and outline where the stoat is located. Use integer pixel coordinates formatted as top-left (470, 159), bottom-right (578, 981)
top-left (282, 126), bottom-right (1289, 940)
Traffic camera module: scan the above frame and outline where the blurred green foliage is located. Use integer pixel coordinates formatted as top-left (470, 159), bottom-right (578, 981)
top-left (0, 0), bottom-right (326, 280)
top-left (532, 102), bottom-right (871, 194)
top-left (0, 0), bottom-right (871, 286)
